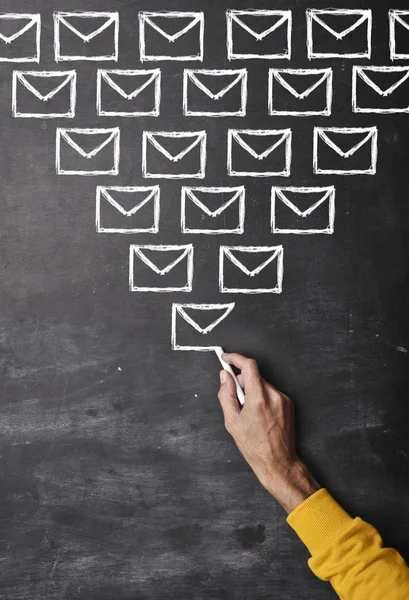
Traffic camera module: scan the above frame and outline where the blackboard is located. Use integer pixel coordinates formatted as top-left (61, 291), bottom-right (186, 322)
top-left (1, 0), bottom-right (409, 598)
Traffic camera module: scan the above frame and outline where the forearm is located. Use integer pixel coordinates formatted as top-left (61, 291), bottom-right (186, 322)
top-left (261, 460), bottom-right (321, 514)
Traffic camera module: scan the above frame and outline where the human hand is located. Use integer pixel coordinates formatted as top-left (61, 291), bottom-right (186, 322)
top-left (218, 353), bottom-right (321, 514)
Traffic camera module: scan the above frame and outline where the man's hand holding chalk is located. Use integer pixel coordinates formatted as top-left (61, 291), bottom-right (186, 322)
top-left (217, 352), bottom-right (320, 513)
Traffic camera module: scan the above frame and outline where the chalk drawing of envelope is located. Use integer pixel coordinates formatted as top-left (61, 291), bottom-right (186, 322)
top-left (0, 13), bottom-right (41, 62)
top-left (352, 66), bottom-right (409, 113)
top-left (271, 186), bottom-right (335, 234)
top-left (228, 129), bottom-right (292, 177)
top-left (97, 69), bottom-right (161, 117)
top-left (54, 12), bottom-right (119, 61)
top-left (181, 187), bottom-right (245, 234)
top-left (12, 70), bottom-right (76, 118)
top-left (139, 11), bottom-right (204, 62)
top-left (171, 303), bottom-right (236, 351)
top-left (56, 128), bottom-right (120, 176)
top-left (389, 10), bottom-right (409, 60)
top-left (183, 69), bottom-right (247, 116)
top-left (97, 186), bottom-right (160, 234)
top-left (268, 68), bottom-right (333, 116)
top-left (142, 131), bottom-right (207, 179)
top-left (313, 127), bottom-right (378, 175)
top-left (306, 9), bottom-right (372, 59)
top-left (226, 10), bottom-right (292, 60)
top-left (129, 244), bottom-right (194, 292)
top-left (219, 246), bottom-right (284, 294)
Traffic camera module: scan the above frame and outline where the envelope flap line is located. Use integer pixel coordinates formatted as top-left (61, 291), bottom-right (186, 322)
top-left (230, 12), bottom-right (289, 40)
top-left (187, 71), bottom-right (246, 100)
top-left (224, 248), bottom-right (281, 277)
top-left (318, 129), bottom-right (375, 158)
top-left (101, 188), bottom-right (157, 216)
top-left (394, 13), bottom-right (409, 32)
top-left (147, 133), bottom-right (204, 162)
top-left (0, 16), bottom-right (38, 44)
top-left (311, 12), bottom-right (369, 40)
top-left (134, 246), bottom-right (191, 276)
top-left (176, 304), bottom-right (234, 335)
top-left (232, 131), bottom-right (289, 160)
top-left (186, 188), bottom-right (243, 217)
top-left (356, 68), bottom-right (409, 97)
top-left (17, 72), bottom-right (74, 101)
top-left (273, 70), bottom-right (330, 99)
top-left (101, 71), bottom-right (158, 99)
top-left (276, 188), bottom-right (333, 217)
top-left (61, 130), bottom-right (118, 159)
top-left (58, 14), bottom-right (117, 43)
top-left (143, 14), bottom-right (202, 42)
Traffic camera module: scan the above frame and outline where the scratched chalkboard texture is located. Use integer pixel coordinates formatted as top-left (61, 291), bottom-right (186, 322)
top-left (0, 0), bottom-right (408, 598)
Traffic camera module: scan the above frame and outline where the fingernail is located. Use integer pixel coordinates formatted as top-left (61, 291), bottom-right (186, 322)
top-left (220, 371), bottom-right (226, 384)
top-left (221, 353), bottom-right (229, 362)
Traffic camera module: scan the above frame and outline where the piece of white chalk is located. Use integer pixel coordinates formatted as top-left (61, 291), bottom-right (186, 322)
top-left (215, 346), bottom-right (245, 406)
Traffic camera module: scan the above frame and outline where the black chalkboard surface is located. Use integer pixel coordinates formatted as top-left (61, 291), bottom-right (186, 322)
top-left (1, 0), bottom-right (409, 598)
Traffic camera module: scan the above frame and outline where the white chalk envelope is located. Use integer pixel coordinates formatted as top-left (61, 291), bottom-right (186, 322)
top-left (352, 66), bottom-right (409, 113)
top-left (54, 12), bottom-right (119, 62)
top-left (56, 128), bottom-right (120, 176)
top-left (0, 13), bottom-right (41, 62)
top-left (13, 70), bottom-right (77, 118)
top-left (171, 303), bottom-right (236, 351)
top-left (97, 69), bottom-right (161, 117)
top-left (313, 127), bottom-right (378, 175)
top-left (97, 186), bottom-right (160, 234)
top-left (306, 9), bottom-right (372, 59)
top-left (181, 187), bottom-right (245, 234)
top-left (219, 246), bottom-right (284, 294)
top-left (268, 68), bottom-right (333, 116)
top-left (271, 187), bottom-right (335, 234)
top-left (139, 12), bottom-right (204, 62)
top-left (226, 9), bottom-right (292, 60)
top-left (228, 129), bottom-right (292, 177)
top-left (129, 244), bottom-right (194, 293)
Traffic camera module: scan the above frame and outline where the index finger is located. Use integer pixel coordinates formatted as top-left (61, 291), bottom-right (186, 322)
top-left (221, 353), bottom-right (262, 388)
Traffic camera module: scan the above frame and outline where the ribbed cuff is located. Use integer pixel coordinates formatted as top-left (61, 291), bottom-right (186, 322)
top-left (286, 488), bottom-right (353, 556)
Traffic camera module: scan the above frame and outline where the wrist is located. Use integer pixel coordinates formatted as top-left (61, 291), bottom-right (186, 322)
top-left (265, 461), bottom-right (321, 514)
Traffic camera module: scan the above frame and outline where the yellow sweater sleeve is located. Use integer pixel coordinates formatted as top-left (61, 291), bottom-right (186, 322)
top-left (287, 488), bottom-right (409, 599)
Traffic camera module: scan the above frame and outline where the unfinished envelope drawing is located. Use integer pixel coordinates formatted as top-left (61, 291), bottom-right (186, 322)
top-left (96, 185), bottom-right (160, 234)
top-left (0, 14), bottom-right (40, 63)
top-left (54, 12), bottom-right (119, 62)
top-left (313, 127), bottom-right (378, 175)
top-left (307, 9), bottom-right (372, 59)
top-left (172, 303), bottom-right (236, 351)
top-left (219, 246), bottom-right (284, 294)
top-left (268, 68), bottom-right (333, 116)
top-left (226, 9), bottom-right (292, 60)
top-left (389, 10), bottom-right (409, 60)
top-left (183, 69), bottom-right (247, 117)
top-left (142, 131), bottom-right (207, 179)
top-left (129, 244), bottom-right (194, 292)
top-left (12, 70), bottom-right (76, 118)
top-left (352, 66), bottom-right (409, 113)
top-left (56, 128), bottom-right (120, 176)
top-left (139, 11), bottom-right (204, 62)
top-left (181, 187), bottom-right (245, 234)
top-left (97, 69), bottom-right (161, 117)
top-left (271, 186), bottom-right (335, 234)
top-left (228, 129), bottom-right (292, 177)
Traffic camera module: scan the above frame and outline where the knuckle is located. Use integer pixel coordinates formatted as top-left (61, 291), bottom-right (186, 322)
top-left (247, 358), bottom-right (259, 370)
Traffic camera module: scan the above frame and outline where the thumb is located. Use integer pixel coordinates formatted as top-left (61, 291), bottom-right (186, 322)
top-left (218, 371), bottom-right (240, 424)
